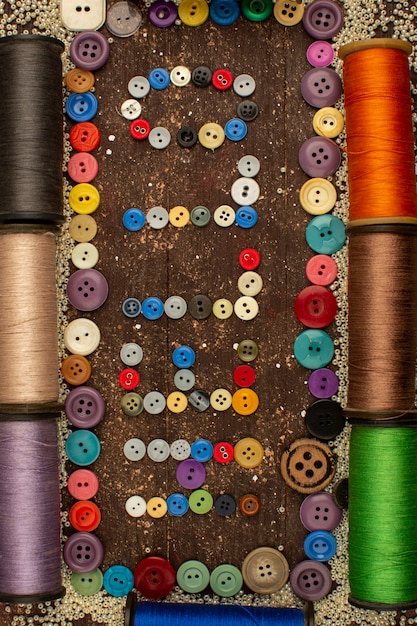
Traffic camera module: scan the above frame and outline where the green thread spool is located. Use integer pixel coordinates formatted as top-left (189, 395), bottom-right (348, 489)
top-left (349, 423), bottom-right (417, 610)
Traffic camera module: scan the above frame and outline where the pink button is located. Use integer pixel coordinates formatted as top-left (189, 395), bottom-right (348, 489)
top-left (68, 152), bottom-right (99, 183)
top-left (306, 254), bottom-right (338, 286)
top-left (306, 41), bottom-right (335, 68)
top-left (67, 468), bottom-right (99, 500)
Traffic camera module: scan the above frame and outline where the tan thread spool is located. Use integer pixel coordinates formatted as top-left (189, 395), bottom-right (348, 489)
top-left (0, 228), bottom-right (59, 407)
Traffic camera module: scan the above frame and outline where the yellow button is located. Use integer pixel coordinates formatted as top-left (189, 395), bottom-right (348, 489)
top-left (299, 178), bottom-right (337, 215)
top-left (146, 497), bottom-right (167, 518)
top-left (68, 214), bottom-right (98, 242)
top-left (178, 0), bottom-right (209, 25)
top-left (237, 271), bottom-right (263, 297)
top-left (65, 68), bottom-right (95, 93)
top-left (232, 388), bottom-right (259, 416)
top-left (273, 0), bottom-right (304, 25)
top-left (210, 389), bottom-right (232, 411)
top-left (69, 183), bottom-right (100, 215)
top-left (169, 205), bottom-right (190, 227)
top-left (212, 298), bottom-right (234, 320)
top-left (198, 123), bottom-right (225, 150)
top-left (234, 437), bottom-right (264, 468)
top-left (313, 107), bottom-right (344, 138)
top-left (166, 391), bottom-right (188, 413)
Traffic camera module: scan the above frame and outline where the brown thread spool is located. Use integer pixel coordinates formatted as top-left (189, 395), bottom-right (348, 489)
top-left (346, 225), bottom-right (417, 418)
top-left (0, 227), bottom-right (60, 408)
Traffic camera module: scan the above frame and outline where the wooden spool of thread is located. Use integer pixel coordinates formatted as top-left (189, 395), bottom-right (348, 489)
top-left (346, 225), bottom-right (417, 418)
top-left (0, 227), bottom-right (60, 408)
top-left (339, 39), bottom-right (417, 227)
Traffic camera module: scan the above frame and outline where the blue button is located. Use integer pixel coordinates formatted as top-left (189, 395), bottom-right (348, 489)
top-left (66, 429), bottom-right (101, 466)
top-left (306, 215), bottom-right (346, 255)
top-left (167, 493), bottom-right (189, 517)
top-left (191, 439), bottom-right (213, 462)
top-left (66, 92), bottom-right (98, 123)
top-left (294, 329), bottom-right (334, 370)
top-left (103, 564), bottom-right (134, 597)
top-left (235, 206), bottom-right (258, 229)
top-left (210, 0), bottom-right (240, 25)
top-left (141, 296), bottom-right (164, 320)
top-left (304, 530), bottom-right (337, 561)
top-left (123, 208), bottom-right (145, 231)
top-left (225, 118), bottom-right (247, 141)
top-left (122, 297), bottom-right (141, 318)
top-left (148, 68), bottom-right (170, 90)
top-left (172, 345), bottom-right (196, 368)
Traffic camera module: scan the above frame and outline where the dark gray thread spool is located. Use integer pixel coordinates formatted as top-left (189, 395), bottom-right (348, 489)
top-left (0, 35), bottom-right (64, 224)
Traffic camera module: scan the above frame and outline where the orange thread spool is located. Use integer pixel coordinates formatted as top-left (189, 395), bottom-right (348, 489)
top-left (339, 39), bottom-right (417, 225)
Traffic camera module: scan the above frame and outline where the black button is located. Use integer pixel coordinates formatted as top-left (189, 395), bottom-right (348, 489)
top-left (215, 494), bottom-right (236, 516)
top-left (188, 294), bottom-right (212, 320)
top-left (177, 126), bottom-right (198, 148)
top-left (333, 478), bottom-right (349, 510)
top-left (305, 399), bottom-right (345, 441)
top-left (237, 100), bottom-right (259, 121)
top-left (189, 390), bottom-right (210, 412)
top-left (192, 66), bottom-right (212, 87)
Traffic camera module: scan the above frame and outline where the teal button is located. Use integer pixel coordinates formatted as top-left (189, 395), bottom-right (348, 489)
top-left (176, 560), bottom-right (210, 593)
top-left (305, 214), bottom-right (346, 255)
top-left (210, 564), bottom-right (243, 597)
top-left (66, 429), bottom-right (101, 466)
top-left (103, 564), bottom-right (134, 597)
top-left (241, 0), bottom-right (273, 21)
top-left (71, 568), bottom-right (103, 596)
top-left (294, 329), bottom-right (334, 370)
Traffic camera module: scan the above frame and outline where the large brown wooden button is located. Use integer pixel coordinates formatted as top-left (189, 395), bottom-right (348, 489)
top-left (239, 494), bottom-right (260, 516)
top-left (61, 354), bottom-right (92, 386)
top-left (280, 438), bottom-right (336, 494)
top-left (242, 547), bottom-right (289, 594)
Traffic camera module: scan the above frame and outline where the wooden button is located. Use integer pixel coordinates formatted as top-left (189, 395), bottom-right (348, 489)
top-left (280, 438), bottom-right (336, 494)
top-left (61, 354), bottom-right (92, 385)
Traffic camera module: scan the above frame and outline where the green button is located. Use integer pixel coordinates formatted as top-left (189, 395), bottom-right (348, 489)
top-left (71, 569), bottom-right (103, 596)
top-left (210, 564), bottom-right (243, 597)
top-left (190, 206), bottom-right (210, 227)
top-left (237, 339), bottom-right (259, 363)
top-left (121, 392), bottom-right (144, 416)
top-left (241, 0), bottom-right (273, 21)
top-left (189, 489), bottom-right (213, 514)
top-left (176, 560), bottom-right (210, 593)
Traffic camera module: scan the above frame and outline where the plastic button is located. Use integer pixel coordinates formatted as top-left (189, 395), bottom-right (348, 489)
top-left (192, 66), bottom-right (212, 87)
top-left (134, 556), bottom-right (176, 600)
top-left (304, 530), bottom-right (337, 561)
top-left (64, 531), bottom-right (104, 573)
top-left (234, 296), bottom-right (259, 321)
top-left (188, 294), bottom-right (212, 319)
top-left (128, 75), bottom-right (150, 98)
top-left (67, 468), bottom-right (99, 500)
top-left (237, 100), bottom-right (259, 122)
top-left (169, 205), bottom-right (190, 226)
top-left (118, 368), bottom-right (140, 390)
top-left (148, 0), bottom-right (178, 26)
top-left (212, 298), bottom-right (234, 319)
top-left (212, 68), bottom-right (233, 91)
top-left (213, 441), bottom-right (234, 464)
top-left (213, 205), bottom-right (235, 227)
top-left (68, 152), bottom-right (99, 184)
top-left (313, 107), bottom-right (344, 138)
top-left (215, 494), bottom-right (236, 516)
top-left (147, 206), bottom-right (169, 228)
top-left (120, 392), bottom-right (144, 416)
top-left (188, 489), bottom-right (213, 514)
top-left (234, 437), bottom-right (264, 468)
top-left (148, 127), bottom-right (171, 149)
top-left (303, 0), bottom-right (344, 39)
top-left (308, 368), bottom-right (339, 398)
top-left (300, 491), bottom-right (343, 532)
top-left (190, 205), bottom-right (211, 226)
top-left (69, 214), bottom-right (97, 243)
top-left (237, 271), bottom-right (263, 296)
top-left (125, 495), bottom-right (147, 517)
top-left (70, 122), bottom-right (100, 153)
top-left (210, 388), bottom-right (232, 411)
top-left (306, 254), bottom-right (337, 286)
top-left (210, 0), bottom-right (240, 25)
top-left (170, 65), bottom-right (191, 87)
top-left (71, 242), bottom-right (99, 269)
top-left (231, 177), bottom-right (260, 205)
top-left (305, 399), bottom-right (345, 440)
top-left (70, 31), bottom-right (110, 70)
top-left (143, 391), bottom-right (166, 414)
top-left (64, 318), bottom-right (100, 356)
top-left (333, 478), bottom-right (348, 510)
top-left (307, 41), bottom-right (335, 67)
top-left (274, 0), bottom-right (304, 25)
top-left (235, 206), bottom-right (258, 228)
top-left (177, 127), bottom-right (198, 149)
top-left (305, 214), bottom-right (346, 255)
top-left (198, 123), bottom-right (225, 150)
top-left (147, 497), bottom-right (167, 518)
top-left (106, 1), bottom-right (142, 36)
top-left (177, 560), bottom-right (210, 593)
top-left (225, 118), bottom-right (247, 141)
top-left (299, 178), bottom-right (337, 215)
top-left (189, 389), bottom-right (210, 412)
top-left (148, 67), bottom-right (170, 90)
top-left (68, 183), bottom-right (100, 216)
top-left (147, 438), bottom-right (170, 462)
top-left (66, 429), bottom-right (101, 467)
top-left (232, 389), bottom-right (259, 416)
top-left (293, 328), bottom-right (334, 369)
top-left (141, 297), bottom-right (164, 320)
top-left (123, 438), bottom-right (146, 461)
top-left (174, 369), bottom-right (195, 391)
top-left (66, 92), bottom-right (98, 123)
top-left (280, 438), bottom-right (336, 494)
top-left (170, 439), bottom-right (191, 460)
top-left (241, 0), bottom-right (273, 21)
top-left (120, 343), bottom-right (143, 366)
top-left (301, 67), bottom-right (342, 108)
top-left (239, 249), bottom-right (260, 271)
top-left (122, 297), bottom-right (141, 318)
top-left (191, 439), bottom-right (213, 462)
top-left (120, 98), bottom-right (142, 120)
top-left (233, 364), bottom-right (256, 387)
top-left (65, 386), bottom-right (105, 429)
top-left (123, 208), bottom-right (145, 231)
top-left (130, 118), bottom-right (151, 140)
top-left (164, 295), bottom-right (187, 319)
top-left (167, 493), bottom-right (189, 517)
top-left (233, 74), bottom-right (256, 97)
top-left (294, 285), bottom-right (337, 328)
top-left (237, 339), bottom-right (258, 362)
top-left (176, 459), bottom-right (206, 489)
top-left (178, 0), bottom-right (209, 25)
top-left (210, 564), bottom-right (243, 597)
top-left (103, 565), bottom-right (134, 597)
top-left (242, 547), bottom-right (289, 594)
top-left (238, 156), bottom-right (260, 178)
top-left (299, 137), bottom-right (341, 178)
top-left (239, 494), bottom-right (260, 516)
top-left (71, 569), bottom-right (103, 596)
top-left (290, 560), bottom-right (332, 601)
top-left (67, 268), bottom-right (108, 312)
top-left (69, 500), bottom-right (101, 532)
top-left (61, 354), bottom-right (92, 386)
top-left (172, 345), bottom-right (195, 368)
top-left (65, 68), bottom-right (95, 93)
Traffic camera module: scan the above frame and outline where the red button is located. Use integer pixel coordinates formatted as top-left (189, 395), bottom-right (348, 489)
top-left (239, 248), bottom-right (261, 270)
top-left (67, 152), bottom-right (99, 183)
top-left (306, 254), bottom-right (338, 286)
top-left (212, 68), bottom-right (233, 90)
top-left (130, 118), bottom-right (151, 140)
top-left (134, 556), bottom-right (176, 599)
top-left (213, 441), bottom-right (234, 464)
top-left (118, 368), bottom-right (140, 390)
top-left (69, 500), bottom-right (101, 532)
top-left (69, 122), bottom-right (101, 152)
top-left (67, 468), bottom-right (99, 500)
top-left (233, 364), bottom-right (256, 387)
top-left (294, 285), bottom-right (337, 328)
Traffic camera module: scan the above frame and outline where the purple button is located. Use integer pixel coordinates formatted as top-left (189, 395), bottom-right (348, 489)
top-left (308, 368), bottom-right (339, 398)
top-left (70, 31), bottom-right (110, 71)
top-left (148, 0), bottom-right (178, 27)
top-left (176, 459), bottom-right (206, 489)
top-left (65, 386), bottom-right (105, 429)
top-left (299, 491), bottom-right (343, 532)
top-left (302, 0), bottom-right (344, 39)
top-left (63, 532), bottom-right (104, 573)
top-left (306, 41), bottom-right (334, 67)
top-left (300, 67), bottom-right (342, 108)
top-left (290, 560), bottom-right (332, 601)
top-left (66, 268), bottom-right (108, 312)
top-left (298, 136), bottom-right (341, 178)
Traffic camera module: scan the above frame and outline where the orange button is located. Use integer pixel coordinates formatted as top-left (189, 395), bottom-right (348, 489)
top-left (65, 68), bottom-right (95, 93)
top-left (280, 438), bottom-right (336, 494)
top-left (61, 354), bottom-right (92, 386)
top-left (69, 500), bottom-right (101, 532)
top-left (232, 388), bottom-right (259, 415)
top-left (239, 494), bottom-right (260, 516)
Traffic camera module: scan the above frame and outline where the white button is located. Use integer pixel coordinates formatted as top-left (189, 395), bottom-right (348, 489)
top-left (124, 438), bottom-right (146, 461)
top-left (164, 295), bottom-right (187, 319)
top-left (121, 98), bottom-right (142, 120)
top-left (147, 206), bottom-right (169, 229)
top-left (148, 127), bottom-right (171, 149)
top-left (233, 73), bottom-right (256, 97)
top-left (234, 296), bottom-right (259, 320)
top-left (71, 242), bottom-right (99, 269)
top-left (125, 495), bottom-right (147, 517)
top-left (170, 439), bottom-right (191, 460)
top-left (64, 318), bottom-right (100, 356)
top-left (128, 75), bottom-right (150, 98)
top-left (210, 389), bottom-right (232, 411)
top-left (143, 391), bottom-right (166, 414)
top-left (213, 204), bottom-right (235, 227)
top-left (174, 368), bottom-right (195, 391)
top-left (147, 438), bottom-right (170, 462)
top-left (170, 65), bottom-right (191, 87)
top-left (237, 271), bottom-right (263, 296)
top-left (231, 177), bottom-right (260, 205)
top-left (120, 342), bottom-right (143, 366)
top-left (237, 155), bottom-right (260, 178)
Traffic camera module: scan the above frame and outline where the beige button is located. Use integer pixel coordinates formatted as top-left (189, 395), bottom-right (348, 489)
top-left (147, 497), bottom-right (167, 518)
top-left (274, 0), bottom-right (304, 25)
top-left (170, 65), bottom-right (191, 87)
top-left (313, 107), bottom-right (344, 138)
top-left (169, 205), bottom-right (190, 227)
top-left (64, 318), bottom-right (100, 356)
top-left (71, 242), bottom-right (99, 269)
top-left (68, 214), bottom-right (97, 243)
top-left (232, 390), bottom-right (259, 416)
top-left (213, 205), bottom-right (235, 227)
top-left (299, 178), bottom-right (337, 215)
top-left (212, 298), bottom-right (234, 319)
top-left (242, 547), bottom-right (289, 594)
top-left (234, 296), bottom-right (259, 320)
top-left (125, 495), bottom-right (147, 518)
top-left (210, 389), bottom-right (232, 411)
top-left (198, 122), bottom-right (225, 150)
top-left (166, 391), bottom-right (188, 413)
top-left (237, 271), bottom-right (263, 296)
top-left (234, 437), bottom-right (263, 467)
